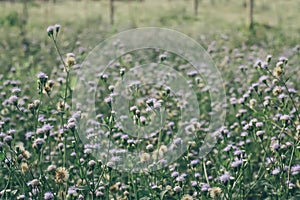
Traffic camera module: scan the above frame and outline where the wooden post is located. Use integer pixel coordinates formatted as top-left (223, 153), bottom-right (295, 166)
top-left (110, 0), bottom-right (114, 25)
top-left (21, 0), bottom-right (28, 35)
top-left (194, 0), bottom-right (198, 16)
top-left (249, 0), bottom-right (254, 29)
top-left (21, 0), bottom-right (29, 54)
top-left (22, 0), bottom-right (28, 25)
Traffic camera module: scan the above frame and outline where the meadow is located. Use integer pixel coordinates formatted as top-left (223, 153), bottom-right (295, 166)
top-left (0, 0), bottom-right (299, 199)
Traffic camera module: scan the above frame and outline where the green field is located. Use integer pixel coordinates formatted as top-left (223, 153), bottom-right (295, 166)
top-left (0, 0), bottom-right (299, 199)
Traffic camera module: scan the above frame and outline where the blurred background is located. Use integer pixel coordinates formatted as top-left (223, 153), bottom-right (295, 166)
top-left (0, 0), bottom-right (299, 75)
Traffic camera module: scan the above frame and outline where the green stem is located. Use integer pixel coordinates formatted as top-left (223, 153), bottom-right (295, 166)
top-left (50, 34), bottom-right (70, 168)
top-left (266, 68), bottom-right (300, 122)
top-left (63, 71), bottom-right (70, 168)
top-left (131, 174), bottom-right (138, 200)
top-left (286, 140), bottom-right (299, 199)
top-left (51, 35), bottom-right (67, 69)
top-left (203, 160), bottom-right (209, 185)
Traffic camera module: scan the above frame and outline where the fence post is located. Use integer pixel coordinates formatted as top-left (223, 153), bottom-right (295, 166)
top-left (194, 0), bottom-right (198, 16)
top-left (249, 0), bottom-right (254, 29)
top-left (110, 0), bottom-right (114, 25)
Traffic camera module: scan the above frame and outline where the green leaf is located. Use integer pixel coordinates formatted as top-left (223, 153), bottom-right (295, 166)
top-left (160, 190), bottom-right (169, 200)
top-left (0, 151), bottom-right (5, 162)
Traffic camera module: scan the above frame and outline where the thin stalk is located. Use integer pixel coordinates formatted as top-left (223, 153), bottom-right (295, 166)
top-left (266, 68), bottom-right (300, 122)
top-left (50, 34), bottom-right (70, 168)
top-left (51, 35), bottom-right (67, 69)
top-left (203, 161), bottom-right (209, 185)
top-left (63, 71), bottom-right (70, 168)
top-left (286, 140), bottom-right (299, 199)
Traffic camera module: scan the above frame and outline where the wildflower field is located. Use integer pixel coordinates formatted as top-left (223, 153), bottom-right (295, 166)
top-left (0, 0), bottom-right (300, 199)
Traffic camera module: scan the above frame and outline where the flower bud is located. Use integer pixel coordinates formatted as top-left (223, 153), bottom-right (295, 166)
top-left (266, 55), bottom-right (272, 63)
top-left (279, 56), bottom-right (288, 65)
top-left (159, 54), bottom-right (167, 62)
top-left (276, 61), bottom-right (284, 68)
top-left (37, 72), bottom-right (48, 86)
top-left (28, 103), bottom-right (35, 112)
top-left (33, 100), bottom-right (40, 108)
top-left (47, 26), bottom-right (54, 37)
top-left (120, 68), bottom-right (125, 77)
top-left (55, 24), bottom-right (61, 34)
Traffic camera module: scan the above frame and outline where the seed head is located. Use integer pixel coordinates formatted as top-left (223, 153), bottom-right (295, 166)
top-left (57, 101), bottom-right (65, 111)
top-left (273, 86), bottom-right (282, 96)
top-left (55, 167), bottom-right (69, 183)
top-left (181, 194), bottom-right (193, 200)
top-left (22, 150), bottom-right (31, 160)
top-left (209, 187), bottom-right (222, 199)
top-left (65, 53), bottom-right (76, 67)
top-left (20, 162), bottom-right (29, 174)
top-left (140, 152), bottom-right (151, 163)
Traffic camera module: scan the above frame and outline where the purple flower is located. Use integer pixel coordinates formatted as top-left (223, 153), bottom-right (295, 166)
top-left (8, 129), bottom-right (16, 135)
top-left (219, 172), bottom-right (233, 183)
top-left (8, 95), bottom-right (18, 105)
top-left (271, 142), bottom-right (280, 150)
top-left (44, 192), bottom-right (54, 200)
top-left (37, 72), bottom-right (48, 79)
top-left (288, 88), bottom-right (296, 93)
top-left (27, 179), bottom-right (40, 187)
top-left (271, 168), bottom-right (280, 175)
top-left (176, 175), bottom-right (185, 182)
top-left (173, 185), bottom-right (182, 192)
top-left (231, 159), bottom-right (243, 168)
top-left (285, 181), bottom-right (295, 189)
top-left (55, 24), bottom-right (61, 33)
top-left (266, 157), bottom-right (275, 165)
top-left (25, 131), bottom-right (35, 139)
top-left (195, 172), bottom-right (201, 178)
top-left (259, 75), bottom-right (268, 83)
top-left (43, 124), bottom-right (53, 131)
top-left (68, 186), bottom-right (78, 196)
top-left (191, 181), bottom-right (198, 187)
top-left (222, 144), bottom-right (232, 152)
top-left (279, 56), bottom-right (288, 62)
top-left (230, 97), bottom-right (237, 105)
top-left (47, 26), bottom-right (54, 36)
top-left (291, 165), bottom-right (300, 175)
top-left (190, 159), bottom-right (199, 166)
top-left (255, 122), bottom-right (264, 127)
top-left (234, 149), bottom-right (243, 156)
top-left (11, 87), bottom-right (21, 94)
top-left (3, 135), bottom-right (13, 143)
top-left (280, 114), bottom-right (290, 121)
top-left (201, 183), bottom-right (210, 191)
